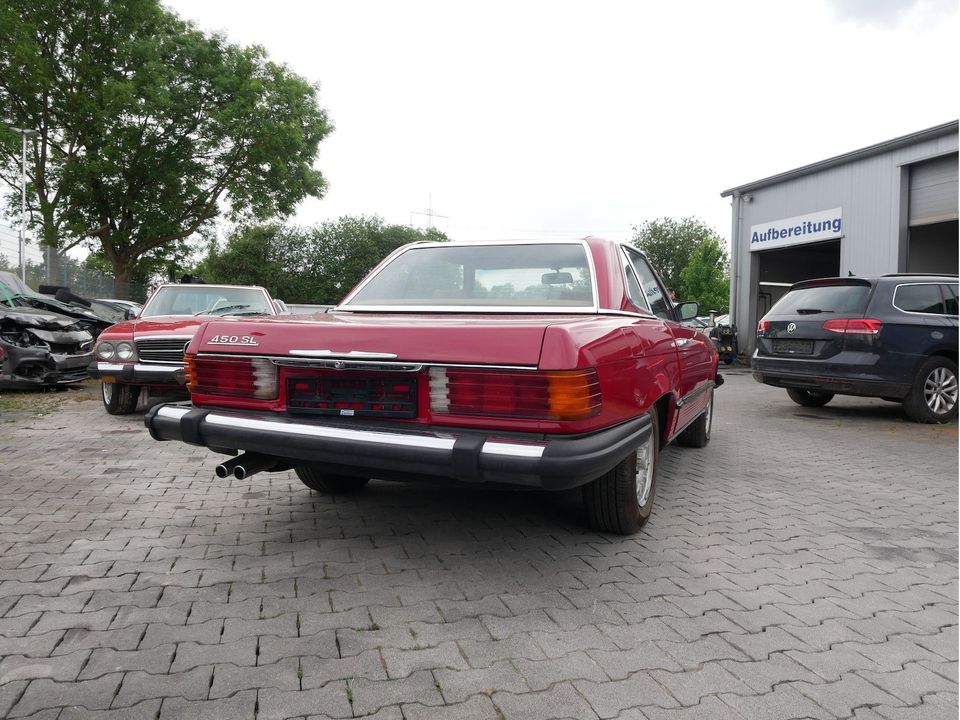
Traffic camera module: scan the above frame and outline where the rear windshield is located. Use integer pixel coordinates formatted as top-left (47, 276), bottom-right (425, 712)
top-left (345, 243), bottom-right (595, 308)
top-left (769, 283), bottom-right (871, 316)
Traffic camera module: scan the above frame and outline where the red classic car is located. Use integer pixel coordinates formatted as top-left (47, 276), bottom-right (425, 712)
top-left (89, 283), bottom-right (279, 414)
top-left (145, 239), bottom-right (721, 533)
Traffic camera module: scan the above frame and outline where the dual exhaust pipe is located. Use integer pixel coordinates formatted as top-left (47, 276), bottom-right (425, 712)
top-left (215, 452), bottom-right (276, 480)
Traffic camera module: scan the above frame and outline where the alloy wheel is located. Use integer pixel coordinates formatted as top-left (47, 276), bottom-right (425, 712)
top-left (924, 367), bottom-right (958, 415)
top-left (635, 433), bottom-right (655, 507)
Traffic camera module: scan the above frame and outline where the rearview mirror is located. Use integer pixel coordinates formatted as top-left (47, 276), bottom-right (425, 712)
top-left (542, 272), bottom-right (574, 285)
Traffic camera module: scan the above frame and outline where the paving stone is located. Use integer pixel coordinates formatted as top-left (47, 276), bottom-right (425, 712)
top-left (60, 699), bottom-right (162, 720)
top-left (300, 648), bottom-right (390, 685)
top-left (402, 695), bottom-right (500, 719)
top-left (138, 619), bottom-right (223, 649)
top-left (649, 662), bottom-right (753, 706)
top-left (255, 683), bottom-right (353, 720)
top-left (113, 665), bottom-right (214, 707)
top-left (209, 657), bottom-right (301, 697)
top-left (641, 696), bottom-right (750, 720)
top-left (718, 683), bottom-right (835, 720)
top-left (587, 641), bottom-right (684, 679)
top-left (158, 690), bottom-right (257, 719)
top-left (433, 660), bottom-right (529, 703)
top-left (349, 670), bottom-right (443, 716)
top-left (8, 673), bottom-right (122, 717)
top-left (794, 673), bottom-right (905, 718)
top-left (0, 649), bottom-right (90, 683)
top-left (856, 662), bottom-right (958, 705)
top-left (252, 632), bottom-right (336, 665)
top-left (382, 641), bottom-right (471, 678)
top-left (78, 644), bottom-right (174, 679)
top-left (493, 682), bottom-right (600, 720)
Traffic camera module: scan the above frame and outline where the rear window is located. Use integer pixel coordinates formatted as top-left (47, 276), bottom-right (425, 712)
top-left (893, 284), bottom-right (946, 314)
top-left (344, 243), bottom-right (595, 308)
top-left (769, 283), bottom-right (871, 317)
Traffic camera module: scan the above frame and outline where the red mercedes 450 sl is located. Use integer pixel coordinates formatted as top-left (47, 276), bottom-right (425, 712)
top-left (145, 238), bottom-right (722, 534)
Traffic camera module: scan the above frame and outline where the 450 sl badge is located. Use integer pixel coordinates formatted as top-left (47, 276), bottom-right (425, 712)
top-left (208, 335), bottom-right (259, 346)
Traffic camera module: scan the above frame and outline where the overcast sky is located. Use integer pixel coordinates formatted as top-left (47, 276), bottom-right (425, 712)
top-left (159, 1), bottom-right (956, 246)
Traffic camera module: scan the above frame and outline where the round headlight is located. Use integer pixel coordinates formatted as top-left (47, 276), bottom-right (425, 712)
top-left (97, 341), bottom-right (115, 360)
top-left (116, 341), bottom-right (136, 360)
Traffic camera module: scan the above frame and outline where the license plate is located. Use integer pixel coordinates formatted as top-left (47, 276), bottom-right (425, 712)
top-left (772, 339), bottom-right (814, 355)
top-left (287, 375), bottom-right (417, 418)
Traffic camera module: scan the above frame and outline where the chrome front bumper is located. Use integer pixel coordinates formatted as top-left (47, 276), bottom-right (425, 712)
top-left (88, 361), bottom-right (184, 385)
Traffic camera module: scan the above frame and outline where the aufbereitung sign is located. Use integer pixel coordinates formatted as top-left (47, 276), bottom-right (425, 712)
top-left (749, 208), bottom-right (843, 252)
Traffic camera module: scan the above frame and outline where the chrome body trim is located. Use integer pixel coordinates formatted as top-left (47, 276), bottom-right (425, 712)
top-left (156, 406), bottom-right (192, 420)
top-left (289, 350), bottom-right (399, 359)
top-left (272, 358), bottom-right (423, 372)
top-left (97, 362), bottom-right (184, 375)
top-left (204, 413), bottom-right (458, 450)
top-left (153, 406), bottom-right (549, 458)
top-left (481, 441), bottom-right (546, 458)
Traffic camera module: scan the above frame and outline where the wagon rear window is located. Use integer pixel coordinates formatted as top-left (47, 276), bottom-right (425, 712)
top-left (769, 283), bottom-right (871, 316)
top-left (345, 244), bottom-right (595, 308)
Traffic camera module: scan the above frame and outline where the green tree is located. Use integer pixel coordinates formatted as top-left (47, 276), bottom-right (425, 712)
top-left (630, 217), bottom-right (724, 294)
top-left (0, 0), bottom-right (332, 298)
top-left (197, 217), bottom-right (448, 304)
top-left (679, 237), bottom-right (729, 313)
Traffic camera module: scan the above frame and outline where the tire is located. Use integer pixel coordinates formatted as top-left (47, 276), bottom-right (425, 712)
top-left (902, 356), bottom-right (959, 424)
top-left (786, 388), bottom-right (834, 407)
top-left (583, 410), bottom-right (659, 535)
top-left (101, 382), bottom-right (140, 415)
top-left (677, 389), bottom-right (713, 448)
top-left (295, 466), bottom-right (370, 494)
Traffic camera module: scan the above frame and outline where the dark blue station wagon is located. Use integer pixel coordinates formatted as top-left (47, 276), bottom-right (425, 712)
top-left (752, 274), bottom-right (958, 423)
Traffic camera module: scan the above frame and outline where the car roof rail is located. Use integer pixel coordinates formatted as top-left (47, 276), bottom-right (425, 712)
top-left (881, 272), bottom-right (959, 278)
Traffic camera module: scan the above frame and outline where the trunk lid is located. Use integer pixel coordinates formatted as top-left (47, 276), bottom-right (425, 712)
top-left (192, 312), bottom-right (598, 366)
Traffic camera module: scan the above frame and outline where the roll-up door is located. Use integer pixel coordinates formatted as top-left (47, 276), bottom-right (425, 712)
top-left (909, 153), bottom-right (958, 226)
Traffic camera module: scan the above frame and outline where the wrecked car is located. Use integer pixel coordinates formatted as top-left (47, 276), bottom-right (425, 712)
top-left (0, 271), bottom-right (111, 338)
top-left (0, 304), bottom-right (94, 389)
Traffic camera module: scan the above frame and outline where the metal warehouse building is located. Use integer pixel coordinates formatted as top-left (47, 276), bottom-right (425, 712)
top-left (722, 120), bottom-right (958, 355)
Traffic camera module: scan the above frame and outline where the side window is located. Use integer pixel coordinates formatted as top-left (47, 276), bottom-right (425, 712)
top-left (941, 283), bottom-right (958, 316)
top-left (620, 249), bottom-right (649, 311)
top-left (894, 284), bottom-right (945, 314)
top-left (625, 250), bottom-right (671, 320)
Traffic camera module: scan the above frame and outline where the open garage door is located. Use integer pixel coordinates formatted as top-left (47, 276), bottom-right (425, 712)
top-left (908, 153), bottom-right (959, 273)
top-left (755, 239), bottom-right (841, 317)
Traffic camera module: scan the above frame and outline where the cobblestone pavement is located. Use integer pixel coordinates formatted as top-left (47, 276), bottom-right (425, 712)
top-left (0, 371), bottom-right (957, 719)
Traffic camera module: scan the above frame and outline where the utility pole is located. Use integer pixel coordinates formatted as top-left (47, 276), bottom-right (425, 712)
top-left (410, 193), bottom-right (448, 230)
top-left (9, 127), bottom-right (38, 283)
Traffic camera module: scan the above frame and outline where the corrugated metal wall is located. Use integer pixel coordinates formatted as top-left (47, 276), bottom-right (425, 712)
top-left (910, 153), bottom-right (959, 225)
top-left (731, 131), bottom-right (959, 353)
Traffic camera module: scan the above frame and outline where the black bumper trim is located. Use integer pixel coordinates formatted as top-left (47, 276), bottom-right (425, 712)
top-left (144, 404), bottom-right (652, 491)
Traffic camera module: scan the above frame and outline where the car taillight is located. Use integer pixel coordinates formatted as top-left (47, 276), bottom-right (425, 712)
top-left (184, 354), bottom-right (278, 399)
top-left (428, 367), bottom-right (601, 420)
top-left (822, 318), bottom-right (883, 335)
top-left (757, 320), bottom-right (770, 337)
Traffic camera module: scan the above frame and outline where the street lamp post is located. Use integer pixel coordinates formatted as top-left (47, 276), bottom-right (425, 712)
top-left (9, 127), bottom-right (38, 283)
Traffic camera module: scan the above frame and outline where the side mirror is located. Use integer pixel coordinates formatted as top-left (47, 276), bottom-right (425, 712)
top-left (675, 301), bottom-right (699, 322)
top-left (124, 308), bottom-right (138, 320)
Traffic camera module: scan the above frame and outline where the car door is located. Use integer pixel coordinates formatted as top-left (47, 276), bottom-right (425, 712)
top-left (622, 248), bottom-right (715, 432)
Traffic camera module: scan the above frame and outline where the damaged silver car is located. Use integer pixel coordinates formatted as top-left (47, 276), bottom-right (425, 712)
top-left (0, 305), bottom-right (94, 389)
